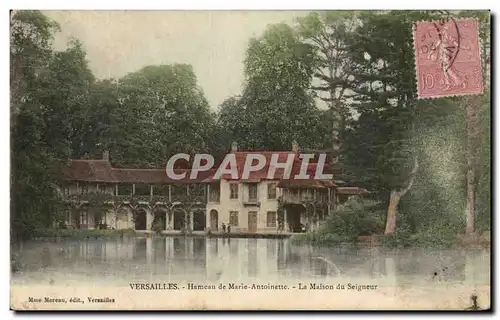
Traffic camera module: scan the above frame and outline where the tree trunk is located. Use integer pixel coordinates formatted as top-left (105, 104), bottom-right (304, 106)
top-left (384, 156), bottom-right (419, 235)
top-left (331, 107), bottom-right (341, 165)
top-left (384, 190), bottom-right (401, 235)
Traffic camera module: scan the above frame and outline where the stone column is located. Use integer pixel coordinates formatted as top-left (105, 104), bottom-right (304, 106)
top-left (67, 209), bottom-right (72, 227)
top-left (146, 209), bottom-right (153, 231)
top-left (327, 188), bottom-right (331, 216)
top-left (185, 210), bottom-right (193, 232)
top-left (284, 208), bottom-right (288, 232)
top-left (190, 211), bottom-right (194, 231)
top-left (167, 210), bottom-right (173, 230)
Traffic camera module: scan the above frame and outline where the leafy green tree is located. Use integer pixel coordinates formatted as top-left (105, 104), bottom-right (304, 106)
top-left (113, 64), bottom-right (215, 167)
top-left (219, 23), bottom-right (328, 151)
top-left (340, 10), bottom-right (490, 235)
top-left (296, 11), bottom-right (359, 162)
top-left (10, 11), bottom-right (65, 239)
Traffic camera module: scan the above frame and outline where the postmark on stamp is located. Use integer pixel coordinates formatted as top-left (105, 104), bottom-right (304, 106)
top-left (413, 18), bottom-right (484, 99)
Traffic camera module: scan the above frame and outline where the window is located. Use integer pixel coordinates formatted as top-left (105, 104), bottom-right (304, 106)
top-left (135, 184), bottom-right (150, 196)
top-left (97, 214), bottom-right (105, 225)
top-left (267, 183), bottom-right (277, 200)
top-left (79, 184), bottom-right (88, 194)
top-left (171, 184), bottom-right (187, 198)
top-left (248, 184), bottom-right (258, 202)
top-left (118, 184), bottom-right (133, 195)
top-left (79, 211), bottom-right (88, 227)
top-left (209, 183), bottom-right (220, 202)
top-left (267, 211), bottom-right (277, 227)
top-left (230, 183), bottom-right (239, 199)
top-left (229, 211), bottom-right (239, 227)
top-left (301, 189), bottom-right (313, 201)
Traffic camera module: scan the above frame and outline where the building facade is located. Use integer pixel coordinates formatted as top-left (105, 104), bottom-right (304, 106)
top-left (61, 145), bottom-right (369, 234)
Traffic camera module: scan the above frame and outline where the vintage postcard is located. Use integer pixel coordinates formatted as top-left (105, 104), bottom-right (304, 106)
top-left (10, 10), bottom-right (491, 311)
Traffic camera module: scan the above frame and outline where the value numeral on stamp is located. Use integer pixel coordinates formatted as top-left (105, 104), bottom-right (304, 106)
top-left (421, 74), bottom-right (435, 89)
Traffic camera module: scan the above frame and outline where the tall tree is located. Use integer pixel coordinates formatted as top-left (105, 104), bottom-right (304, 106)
top-left (113, 64), bottom-right (215, 167)
top-left (341, 10), bottom-right (490, 235)
top-left (456, 11), bottom-right (490, 235)
top-left (228, 23), bottom-right (327, 151)
top-left (37, 38), bottom-right (96, 160)
top-left (340, 11), bottom-right (443, 234)
top-left (296, 11), bottom-right (359, 163)
top-left (10, 11), bottom-right (65, 238)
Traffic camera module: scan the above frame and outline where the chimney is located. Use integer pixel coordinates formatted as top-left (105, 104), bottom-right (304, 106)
top-left (231, 141), bottom-right (238, 152)
top-left (291, 140), bottom-right (299, 153)
top-left (102, 150), bottom-right (110, 161)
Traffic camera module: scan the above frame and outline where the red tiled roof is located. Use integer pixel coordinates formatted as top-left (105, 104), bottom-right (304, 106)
top-left (219, 151), bottom-right (295, 181)
top-left (277, 179), bottom-right (336, 189)
top-left (63, 151), bottom-right (336, 185)
top-left (63, 159), bottom-right (216, 184)
top-left (112, 168), bottom-right (216, 184)
top-left (63, 160), bottom-right (118, 183)
top-left (218, 151), bottom-right (334, 181)
top-left (336, 187), bottom-right (370, 195)
top-left (112, 168), bottom-right (172, 184)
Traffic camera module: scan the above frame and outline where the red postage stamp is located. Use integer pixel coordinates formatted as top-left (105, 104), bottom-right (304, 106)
top-left (413, 18), bottom-right (484, 99)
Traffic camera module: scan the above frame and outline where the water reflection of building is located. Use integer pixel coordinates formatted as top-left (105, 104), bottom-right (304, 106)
top-left (17, 239), bottom-right (490, 291)
top-left (58, 238), bottom-right (207, 279)
top-left (205, 238), bottom-right (286, 280)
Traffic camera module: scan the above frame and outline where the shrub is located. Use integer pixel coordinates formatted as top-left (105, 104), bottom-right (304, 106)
top-left (380, 222), bottom-right (461, 249)
top-left (323, 196), bottom-right (385, 237)
top-left (295, 196), bottom-right (385, 246)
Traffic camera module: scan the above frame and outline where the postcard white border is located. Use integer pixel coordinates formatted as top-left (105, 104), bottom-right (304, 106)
top-left (2, 1), bottom-right (497, 319)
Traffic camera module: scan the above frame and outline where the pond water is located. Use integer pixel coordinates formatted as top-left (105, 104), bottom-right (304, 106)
top-left (10, 237), bottom-right (491, 309)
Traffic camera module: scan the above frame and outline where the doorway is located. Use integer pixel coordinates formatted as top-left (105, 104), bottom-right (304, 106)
top-left (285, 204), bottom-right (305, 232)
top-left (173, 209), bottom-right (186, 231)
top-left (193, 210), bottom-right (206, 231)
top-left (152, 210), bottom-right (167, 230)
top-left (134, 209), bottom-right (147, 230)
top-left (210, 210), bottom-right (218, 231)
top-left (248, 211), bottom-right (258, 232)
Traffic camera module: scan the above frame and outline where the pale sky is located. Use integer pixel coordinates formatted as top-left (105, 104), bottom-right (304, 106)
top-left (45, 11), bottom-right (309, 110)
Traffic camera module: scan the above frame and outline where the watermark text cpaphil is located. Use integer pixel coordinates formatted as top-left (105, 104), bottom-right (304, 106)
top-left (165, 153), bottom-right (332, 180)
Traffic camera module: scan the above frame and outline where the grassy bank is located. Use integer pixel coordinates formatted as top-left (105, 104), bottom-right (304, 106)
top-left (290, 231), bottom-right (491, 249)
top-left (290, 196), bottom-right (491, 249)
